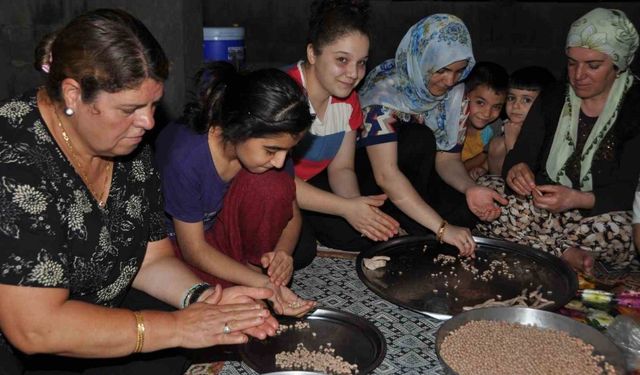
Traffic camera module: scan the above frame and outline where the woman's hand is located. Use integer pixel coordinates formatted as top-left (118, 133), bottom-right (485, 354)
top-left (216, 285), bottom-right (279, 338)
top-left (267, 283), bottom-right (316, 318)
top-left (261, 251), bottom-right (293, 287)
top-left (465, 186), bottom-right (507, 222)
top-left (174, 297), bottom-right (271, 348)
top-left (442, 224), bottom-right (476, 257)
top-left (342, 195), bottom-right (399, 241)
top-left (532, 184), bottom-right (579, 213)
top-left (506, 162), bottom-right (536, 196)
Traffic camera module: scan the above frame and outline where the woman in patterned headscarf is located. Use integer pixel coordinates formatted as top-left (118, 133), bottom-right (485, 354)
top-left (478, 8), bottom-right (640, 273)
top-left (355, 14), bottom-right (507, 256)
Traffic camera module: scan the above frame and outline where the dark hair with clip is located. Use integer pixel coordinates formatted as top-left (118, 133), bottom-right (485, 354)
top-left (34, 8), bottom-right (169, 104)
top-left (307, 0), bottom-right (370, 55)
top-left (183, 61), bottom-right (313, 144)
top-left (464, 61), bottom-right (509, 96)
top-left (509, 66), bottom-right (556, 92)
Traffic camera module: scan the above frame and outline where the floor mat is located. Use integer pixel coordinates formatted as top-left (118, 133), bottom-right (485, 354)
top-left (183, 248), bottom-right (640, 374)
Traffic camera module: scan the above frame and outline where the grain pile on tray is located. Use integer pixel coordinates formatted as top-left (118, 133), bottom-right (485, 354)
top-left (275, 342), bottom-right (359, 374)
top-left (440, 320), bottom-right (616, 375)
top-left (432, 253), bottom-right (518, 282)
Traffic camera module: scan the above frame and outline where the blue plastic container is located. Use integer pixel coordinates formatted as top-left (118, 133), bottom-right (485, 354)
top-left (203, 27), bottom-right (245, 68)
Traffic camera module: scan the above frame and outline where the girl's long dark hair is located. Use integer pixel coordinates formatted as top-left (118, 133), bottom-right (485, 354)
top-left (183, 61), bottom-right (313, 143)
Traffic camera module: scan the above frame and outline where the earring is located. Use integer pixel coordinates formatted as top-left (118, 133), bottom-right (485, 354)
top-left (64, 107), bottom-right (74, 116)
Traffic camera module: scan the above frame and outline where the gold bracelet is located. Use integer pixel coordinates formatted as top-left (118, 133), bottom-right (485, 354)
top-left (133, 311), bottom-right (145, 354)
top-left (436, 220), bottom-right (448, 244)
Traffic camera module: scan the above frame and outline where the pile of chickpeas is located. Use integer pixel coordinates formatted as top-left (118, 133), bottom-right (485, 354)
top-left (275, 342), bottom-right (359, 374)
top-left (275, 320), bottom-right (310, 335)
top-left (440, 320), bottom-right (617, 375)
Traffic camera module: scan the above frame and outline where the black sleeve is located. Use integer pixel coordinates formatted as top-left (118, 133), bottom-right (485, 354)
top-left (502, 84), bottom-right (567, 190)
top-left (588, 84), bottom-right (640, 216)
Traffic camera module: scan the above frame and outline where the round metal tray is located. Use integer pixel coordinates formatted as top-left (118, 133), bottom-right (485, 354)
top-left (239, 308), bottom-right (386, 374)
top-left (435, 306), bottom-right (627, 374)
top-left (356, 235), bottom-right (578, 320)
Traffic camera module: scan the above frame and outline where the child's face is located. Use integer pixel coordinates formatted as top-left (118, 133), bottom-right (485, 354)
top-left (466, 84), bottom-right (506, 130)
top-left (505, 88), bottom-right (539, 124)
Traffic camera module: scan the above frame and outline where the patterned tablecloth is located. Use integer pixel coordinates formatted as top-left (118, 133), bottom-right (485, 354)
top-left (219, 256), bottom-right (446, 375)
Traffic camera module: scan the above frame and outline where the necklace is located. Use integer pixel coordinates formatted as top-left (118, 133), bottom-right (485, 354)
top-left (53, 109), bottom-right (112, 208)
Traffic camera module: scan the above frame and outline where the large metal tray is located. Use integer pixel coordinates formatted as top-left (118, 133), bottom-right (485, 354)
top-left (239, 308), bottom-right (386, 374)
top-left (435, 306), bottom-right (626, 374)
top-left (356, 235), bottom-right (578, 320)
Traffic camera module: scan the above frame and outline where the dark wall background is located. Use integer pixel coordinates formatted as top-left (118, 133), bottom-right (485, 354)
top-left (204, 0), bottom-right (640, 79)
top-left (2, 1), bottom-right (639, 123)
top-left (0, 0), bottom-right (202, 122)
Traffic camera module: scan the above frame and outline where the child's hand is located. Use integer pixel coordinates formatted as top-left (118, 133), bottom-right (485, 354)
top-left (466, 185), bottom-right (507, 221)
top-left (469, 167), bottom-right (487, 181)
top-left (261, 251), bottom-right (293, 287)
top-left (506, 162), bottom-right (536, 196)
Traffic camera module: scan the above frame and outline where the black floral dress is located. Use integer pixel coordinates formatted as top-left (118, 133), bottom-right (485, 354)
top-left (0, 90), bottom-right (166, 350)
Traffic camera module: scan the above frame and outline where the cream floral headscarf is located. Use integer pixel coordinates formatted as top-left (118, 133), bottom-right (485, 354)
top-left (565, 8), bottom-right (639, 71)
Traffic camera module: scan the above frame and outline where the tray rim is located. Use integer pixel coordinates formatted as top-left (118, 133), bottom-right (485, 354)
top-left (239, 307), bottom-right (387, 374)
top-left (356, 235), bottom-right (579, 320)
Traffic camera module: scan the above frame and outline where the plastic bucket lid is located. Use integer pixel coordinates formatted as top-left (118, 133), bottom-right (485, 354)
top-left (203, 27), bottom-right (245, 41)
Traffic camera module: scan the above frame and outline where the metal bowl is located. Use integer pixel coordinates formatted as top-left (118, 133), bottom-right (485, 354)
top-left (240, 308), bottom-right (386, 374)
top-left (435, 306), bottom-right (627, 374)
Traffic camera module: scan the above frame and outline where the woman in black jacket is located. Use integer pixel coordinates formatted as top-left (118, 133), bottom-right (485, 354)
top-left (477, 8), bottom-right (640, 273)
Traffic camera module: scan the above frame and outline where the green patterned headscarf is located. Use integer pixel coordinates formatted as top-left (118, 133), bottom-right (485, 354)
top-left (546, 8), bottom-right (638, 191)
top-left (565, 8), bottom-right (639, 71)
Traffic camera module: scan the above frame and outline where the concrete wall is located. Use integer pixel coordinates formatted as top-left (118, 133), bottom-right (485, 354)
top-left (2, 1), bottom-right (639, 122)
top-left (0, 0), bottom-right (203, 122)
top-left (203, 1), bottom-right (640, 79)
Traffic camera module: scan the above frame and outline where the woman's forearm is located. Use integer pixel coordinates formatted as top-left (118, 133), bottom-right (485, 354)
top-left (133, 254), bottom-right (202, 308)
top-left (179, 239), bottom-right (268, 287)
top-left (573, 190), bottom-right (596, 210)
top-left (374, 165), bottom-right (442, 232)
top-left (0, 286), bottom-right (179, 357)
top-left (435, 151), bottom-right (477, 193)
top-left (327, 167), bottom-right (360, 198)
top-left (273, 202), bottom-right (302, 255)
top-left (173, 222), bottom-right (268, 288)
top-left (295, 177), bottom-right (350, 217)
top-left (327, 130), bottom-right (360, 198)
